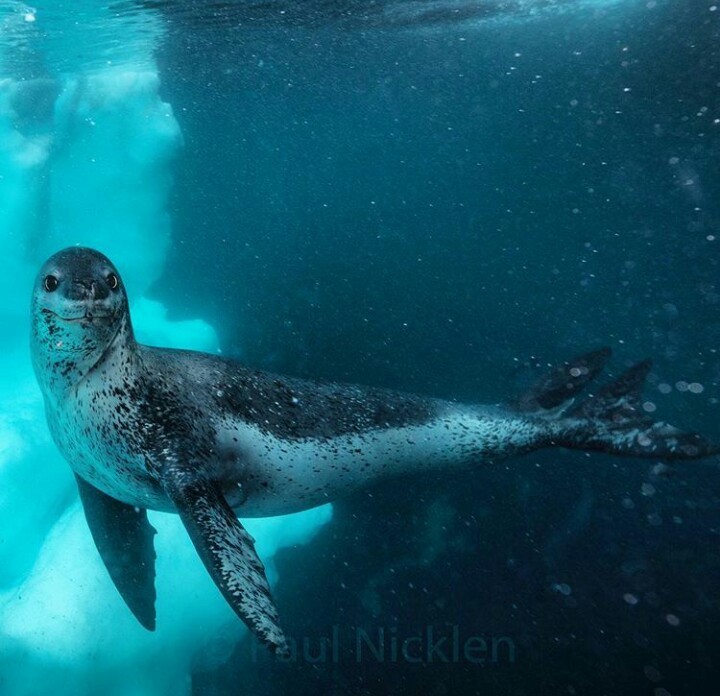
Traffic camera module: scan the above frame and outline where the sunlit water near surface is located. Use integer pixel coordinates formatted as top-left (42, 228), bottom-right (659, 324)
top-left (0, 0), bottom-right (719, 694)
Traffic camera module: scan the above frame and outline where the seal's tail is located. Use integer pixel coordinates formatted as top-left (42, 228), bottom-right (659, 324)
top-left (511, 347), bottom-right (718, 460)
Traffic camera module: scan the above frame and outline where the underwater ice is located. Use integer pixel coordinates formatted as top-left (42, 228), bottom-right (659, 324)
top-left (0, 14), bottom-right (331, 694)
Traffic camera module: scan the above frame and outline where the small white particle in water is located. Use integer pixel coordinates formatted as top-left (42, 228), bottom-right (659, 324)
top-left (711, 5), bottom-right (718, 11)
top-left (675, 381), bottom-right (689, 392)
top-left (708, 235), bottom-right (716, 241)
top-left (652, 463), bottom-right (671, 476)
top-left (665, 613), bottom-right (680, 626)
top-left (624, 593), bottom-right (638, 605)
top-left (668, 156), bottom-right (680, 165)
top-left (621, 497), bottom-right (635, 509)
top-left (672, 516), bottom-right (683, 524)
top-left (643, 401), bottom-right (657, 413)
top-left (553, 583), bottom-right (572, 596)
top-left (569, 367), bottom-right (582, 377)
top-left (24, 11), bottom-right (36, 22)
top-left (641, 483), bottom-right (656, 497)
top-left (688, 382), bottom-right (704, 394)
top-left (216, 390), bottom-right (224, 398)
top-left (658, 383), bottom-right (672, 394)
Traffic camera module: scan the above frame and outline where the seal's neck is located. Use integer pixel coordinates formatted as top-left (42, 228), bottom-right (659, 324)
top-left (31, 313), bottom-right (136, 403)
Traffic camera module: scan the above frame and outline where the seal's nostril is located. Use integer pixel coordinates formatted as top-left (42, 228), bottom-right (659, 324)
top-left (70, 280), bottom-right (94, 300)
top-left (92, 280), bottom-right (110, 300)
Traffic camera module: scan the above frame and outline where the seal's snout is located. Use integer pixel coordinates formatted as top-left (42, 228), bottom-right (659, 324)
top-left (69, 279), bottom-right (109, 302)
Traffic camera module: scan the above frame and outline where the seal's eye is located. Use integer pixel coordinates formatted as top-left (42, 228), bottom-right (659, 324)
top-left (44, 275), bottom-right (59, 292)
top-left (107, 273), bottom-right (119, 291)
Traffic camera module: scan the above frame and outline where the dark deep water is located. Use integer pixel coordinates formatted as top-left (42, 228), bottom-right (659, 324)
top-left (147, 1), bottom-right (720, 694)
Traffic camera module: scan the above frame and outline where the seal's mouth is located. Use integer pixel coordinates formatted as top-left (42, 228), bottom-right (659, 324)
top-left (43, 308), bottom-right (116, 324)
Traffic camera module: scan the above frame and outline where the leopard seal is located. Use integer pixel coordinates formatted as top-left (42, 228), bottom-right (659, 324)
top-left (30, 246), bottom-right (717, 654)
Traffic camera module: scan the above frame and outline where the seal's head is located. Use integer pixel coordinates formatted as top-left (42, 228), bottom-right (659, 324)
top-left (31, 247), bottom-right (132, 395)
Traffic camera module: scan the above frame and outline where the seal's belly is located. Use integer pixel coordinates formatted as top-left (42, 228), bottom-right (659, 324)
top-left (223, 411), bottom-right (525, 517)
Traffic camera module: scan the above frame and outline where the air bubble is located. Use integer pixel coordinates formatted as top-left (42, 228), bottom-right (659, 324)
top-left (641, 483), bottom-right (656, 497)
top-left (647, 513), bottom-right (662, 526)
top-left (553, 582), bottom-right (572, 596)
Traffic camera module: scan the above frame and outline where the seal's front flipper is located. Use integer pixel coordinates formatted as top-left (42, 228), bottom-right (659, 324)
top-left (161, 472), bottom-right (288, 655)
top-left (75, 475), bottom-right (157, 630)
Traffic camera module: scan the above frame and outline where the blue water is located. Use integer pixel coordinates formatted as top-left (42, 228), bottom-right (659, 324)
top-left (1, 1), bottom-right (719, 694)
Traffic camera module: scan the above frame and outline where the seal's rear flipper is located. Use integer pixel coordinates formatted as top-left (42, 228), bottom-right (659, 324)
top-left (511, 347), bottom-right (612, 414)
top-left (509, 348), bottom-right (720, 459)
top-left (517, 350), bottom-right (719, 460)
top-left (559, 359), bottom-right (719, 459)
top-left (161, 472), bottom-right (289, 656)
top-left (75, 475), bottom-right (157, 630)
